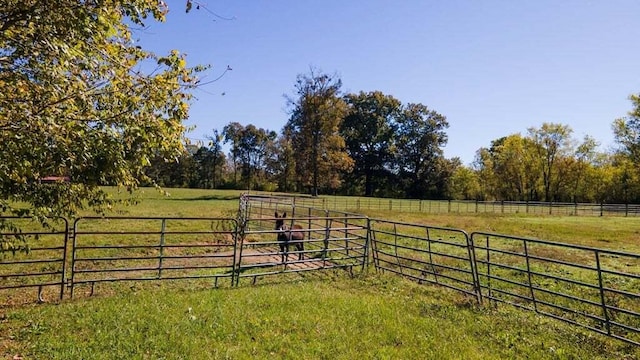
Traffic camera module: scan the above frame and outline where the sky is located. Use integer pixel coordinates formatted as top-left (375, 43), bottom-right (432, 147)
top-left (138, 1), bottom-right (640, 165)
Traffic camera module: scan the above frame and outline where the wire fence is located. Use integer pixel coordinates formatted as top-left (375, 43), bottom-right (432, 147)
top-left (287, 196), bottom-right (640, 217)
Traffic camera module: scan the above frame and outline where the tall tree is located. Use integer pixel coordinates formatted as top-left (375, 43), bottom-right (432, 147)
top-left (236, 124), bottom-right (276, 190)
top-left (395, 103), bottom-right (449, 199)
top-left (527, 123), bottom-right (574, 201)
top-left (613, 94), bottom-right (640, 164)
top-left (342, 91), bottom-right (401, 196)
top-left (285, 69), bottom-right (353, 196)
top-left (567, 135), bottom-right (599, 202)
top-left (222, 122), bottom-right (244, 186)
top-left (0, 1), bottom-right (202, 249)
top-left (268, 129), bottom-right (296, 193)
top-left (206, 129), bottom-right (226, 189)
top-left (483, 134), bottom-right (541, 201)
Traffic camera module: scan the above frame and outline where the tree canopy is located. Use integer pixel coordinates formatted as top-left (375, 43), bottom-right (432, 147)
top-left (1, 1), bottom-right (202, 249)
top-left (285, 69), bottom-right (353, 196)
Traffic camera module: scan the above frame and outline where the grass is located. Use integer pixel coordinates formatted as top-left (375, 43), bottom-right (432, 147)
top-left (2, 187), bottom-right (640, 359)
top-left (4, 273), bottom-right (638, 359)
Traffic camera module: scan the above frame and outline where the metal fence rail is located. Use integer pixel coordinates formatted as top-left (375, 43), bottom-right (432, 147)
top-left (237, 194), bottom-right (369, 284)
top-left (0, 217), bottom-right (69, 302)
top-left (280, 196), bottom-right (640, 217)
top-left (368, 219), bottom-right (479, 300)
top-left (2, 194), bottom-right (640, 347)
top-left (470, 232), bottom-right (640, 346)
top-left (70, 217), bottom-right (238, 297)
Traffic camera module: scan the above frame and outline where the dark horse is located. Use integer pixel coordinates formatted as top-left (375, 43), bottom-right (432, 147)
top-left (274, 211), bottom-right (304, 263)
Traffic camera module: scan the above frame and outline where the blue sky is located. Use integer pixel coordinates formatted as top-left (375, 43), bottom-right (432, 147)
top-left (138, 1), bottom-right (640, 165)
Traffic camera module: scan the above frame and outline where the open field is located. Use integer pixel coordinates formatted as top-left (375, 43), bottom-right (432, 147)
top-left (1, 187), bottom-right (639, 358)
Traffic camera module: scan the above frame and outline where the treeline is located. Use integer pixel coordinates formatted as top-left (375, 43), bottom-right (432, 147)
top-left (144, 70), bottom-right (640, 204)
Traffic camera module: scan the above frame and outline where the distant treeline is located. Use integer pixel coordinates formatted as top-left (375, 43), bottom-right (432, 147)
top-left (145, 70), bottom-right (640, 204)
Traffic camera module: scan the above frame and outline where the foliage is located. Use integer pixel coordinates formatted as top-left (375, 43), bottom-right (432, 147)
top-left (222, 122), bottom-right (276, 190)
top-left (528, 123), bottom-right (574, 201)
top-left (342, 91), bottom-right (401, 196)
top-left (0, 1), bottom-right (203, 249)
top-left (470, 124), bottom-right (632, 203)
top-left (395, 103), bottom-right (450, 198)
top-left (285, 68), bottom-right (353, 196)
top-left (613, 94), bottom-right (640, 163)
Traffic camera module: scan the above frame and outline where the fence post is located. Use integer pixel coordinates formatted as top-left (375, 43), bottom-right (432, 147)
top-left (523, 240), bottom-right (537, 312)
top-left (419, 200), bottom-right (423, 212)
top-left (595, 251), bottom-right (612, 336)
top-left (625, 203), bottom-right (629, 217)
top-left (307, 207), bottom-right (313, 240)
top-left (600, 202), bottom-right (604, 217)
top-left (389, 199), bottom-right (392, 211)
top-left (343, 215), bottom-right (349, 257)
top-left (60, 218), bottom-right (70, 300)
top-left (158, 219), bottom-right (166, 279)
top-left (322, 210), bottom-right (331, 265)
top-left (363, 218), bottom-right (371, 272)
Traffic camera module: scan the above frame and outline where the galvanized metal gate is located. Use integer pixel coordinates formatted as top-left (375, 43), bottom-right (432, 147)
top-left (1, 193), bottom-right (639, 346)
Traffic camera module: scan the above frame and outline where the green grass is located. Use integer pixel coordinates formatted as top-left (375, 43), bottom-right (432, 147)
top-left (3, 273), bottom-right (638, 359)
top-left (2, 188), bottom-right (640, 359)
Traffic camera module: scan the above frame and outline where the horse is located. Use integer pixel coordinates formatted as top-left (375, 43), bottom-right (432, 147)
top-left (274, 211), bottom-right (305, 263)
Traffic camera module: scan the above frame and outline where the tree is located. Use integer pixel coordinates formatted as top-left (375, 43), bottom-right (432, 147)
top-left (145, 148), bottom-right (196, 188)
top-left (447, 165), bottom-right (480, 200)
top-left (222, 122), bottom-right (244, 186)
top-left (342, 91), bottom-right (401, 196)
top-left (481, 134), bottom-right (541, 201)
top-left (1, 1), bottom-right (203, 250)
top-left (395, 103), bottom-right (449, 199)
top-left (236, 124), bottom-right (277, 190)
top-left (567, 135), bottom-right (599, 202)
top-left (268, 129), bottom-right (296, 193)
top-left (613, 94), bottom-right (640, 164)
top-left (285, 69), bottom-right (353, 196)
top-left (527, 123), bottom-right (574, 201)
top-left (206, 129), bottom-right (225, 189)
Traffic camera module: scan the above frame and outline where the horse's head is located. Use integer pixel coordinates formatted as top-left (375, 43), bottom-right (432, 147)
top-left (274, 211), bottom-right (286, 231)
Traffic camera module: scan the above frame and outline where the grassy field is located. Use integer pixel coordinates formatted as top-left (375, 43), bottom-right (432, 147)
top-left (2, 187), bottom-right (640, 359)
top-left (4, 274), bottom-right (639, 359)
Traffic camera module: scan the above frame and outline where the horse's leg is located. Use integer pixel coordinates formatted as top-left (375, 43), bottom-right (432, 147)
top-left (297, 241), bottom-right (304, 261)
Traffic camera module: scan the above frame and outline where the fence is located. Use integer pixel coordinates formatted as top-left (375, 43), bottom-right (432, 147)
top-left (236, 194), bottom-right (369, 285)
top-left (370, 221), bottom-right (640, 346)
top-left (368, 219), bottom-right (479, 300)
top-left (1, 197), bottom-right (370, 300)
top-left (70, 217), bottom-right (239, 297)
top-left (0, 217), bottom-right (69, 303)
top-left (1, 193), bottom-right (639, 346)
top-left (471, 232), bottom-right (640, 346)
top-left (286, 196), bottom-right (640, 217)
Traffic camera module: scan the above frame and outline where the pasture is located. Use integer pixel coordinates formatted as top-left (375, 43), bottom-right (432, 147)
top-left (1, 188), bottom-right (639, 359)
